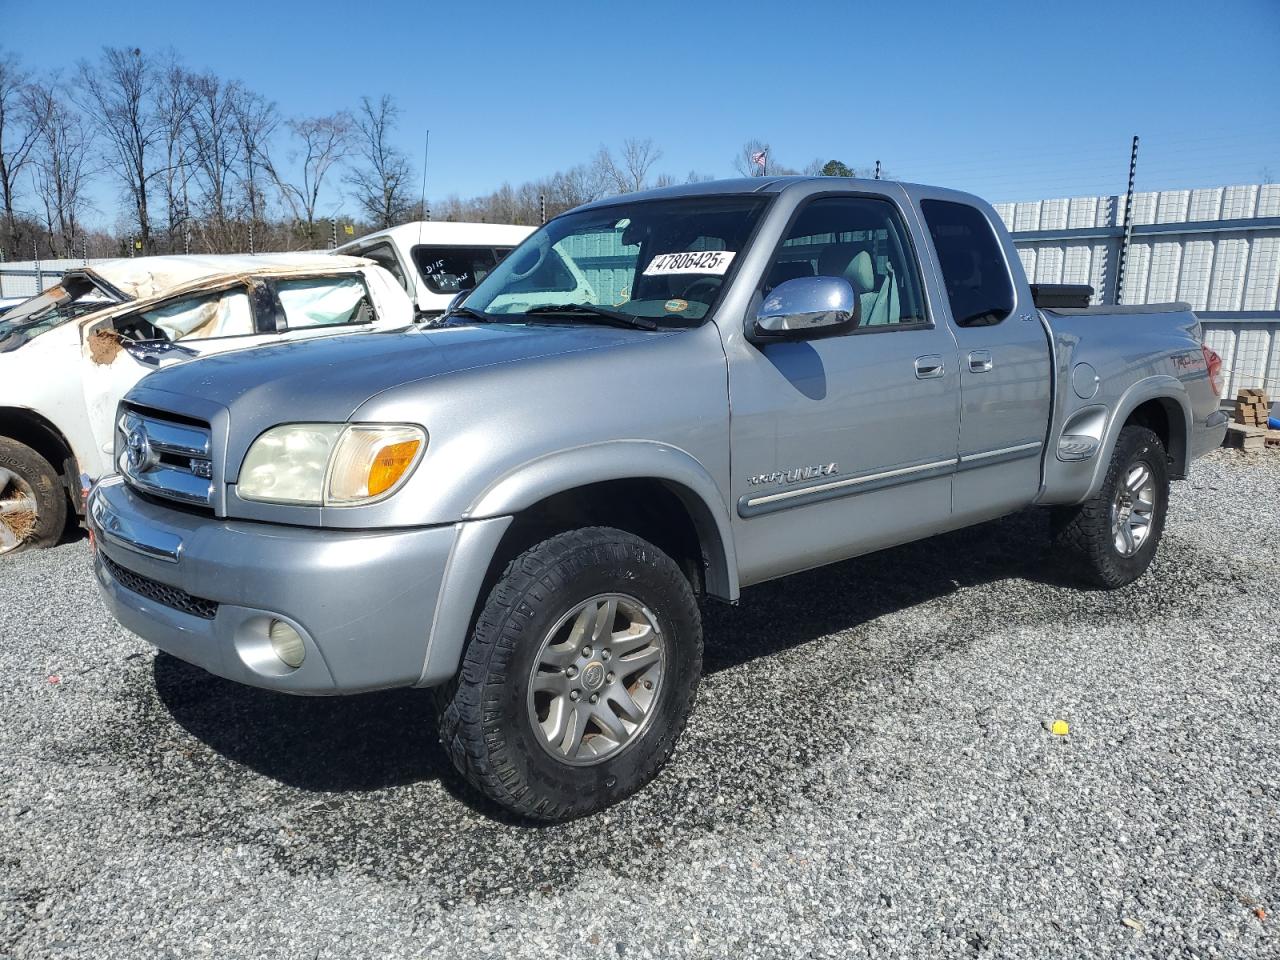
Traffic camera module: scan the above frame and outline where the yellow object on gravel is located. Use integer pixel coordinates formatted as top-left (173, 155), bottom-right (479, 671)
top-left (1051, 720), bottom-right (1070, 736)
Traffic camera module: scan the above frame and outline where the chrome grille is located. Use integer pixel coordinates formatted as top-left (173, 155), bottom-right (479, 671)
top-left (118, 408), bottom-right (214, 507)
top-left (100, 551), bottom-right (219, 620)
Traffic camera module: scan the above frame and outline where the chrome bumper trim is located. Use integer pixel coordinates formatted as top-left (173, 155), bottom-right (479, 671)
top-left (89, 478), bottom-right (183, 563)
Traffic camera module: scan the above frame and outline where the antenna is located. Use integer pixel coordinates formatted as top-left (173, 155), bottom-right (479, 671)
top-left (416, 130), bottom-right (430, 248)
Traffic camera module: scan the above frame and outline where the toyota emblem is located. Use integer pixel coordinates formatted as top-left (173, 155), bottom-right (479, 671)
top-left (125, 424), bottom-right (154, 472)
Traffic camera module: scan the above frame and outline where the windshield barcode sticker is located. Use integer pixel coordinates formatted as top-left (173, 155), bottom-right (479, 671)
top-left (643, 251), bottom-right (736, 276)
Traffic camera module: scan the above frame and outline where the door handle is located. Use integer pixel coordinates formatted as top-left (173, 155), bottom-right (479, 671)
top-left (968, 350), bottom-right (993, 373)
top-left (914, 355), bottom-right (945, 379)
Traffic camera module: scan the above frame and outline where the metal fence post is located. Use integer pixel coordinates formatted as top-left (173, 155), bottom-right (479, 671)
top-left (1114, 135), bottom-right (1139, 305)
top-left (33, 242), bottom-right (42, 292)
top-left (874, 160), bottom-right (881, 180)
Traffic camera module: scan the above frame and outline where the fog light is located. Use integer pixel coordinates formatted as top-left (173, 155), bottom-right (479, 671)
top-left (268, 619), bottom-right (305, 668)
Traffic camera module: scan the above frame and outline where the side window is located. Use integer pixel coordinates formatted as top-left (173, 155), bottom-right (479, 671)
top-left (765, 196), bottom-right (928, 328)
top-left (360, 242), bottom-right (408, 292)
top-left (118, 289), bottom-right (254, 342)
top-left (412, 246), bottom-right (501, 294)
top-left (920, 199), bottom-right (1014, 327)
top-left (275, 276), bottom-right (374, 329)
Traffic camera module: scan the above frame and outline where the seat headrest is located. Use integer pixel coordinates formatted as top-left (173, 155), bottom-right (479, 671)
top-left (847, 251), bottom-right (874, 293)
top-left (816, 243), bottom-right (857, 279)
top-left (815, 244), bottom-right (876, 293)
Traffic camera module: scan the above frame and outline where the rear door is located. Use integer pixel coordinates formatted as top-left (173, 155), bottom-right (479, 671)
top-left (913, 195), bottom-right (1052, 524)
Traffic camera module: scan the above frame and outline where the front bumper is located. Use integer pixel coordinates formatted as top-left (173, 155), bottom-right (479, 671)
top-left (89, 477), bottom-right (473, 695)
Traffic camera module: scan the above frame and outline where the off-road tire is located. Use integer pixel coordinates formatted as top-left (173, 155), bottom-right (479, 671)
top-left (0, 437), bottom-right (66, 555)
top-left (1052, 425), bottom-right (1169, 588)
top-left (436, 527), bottom-right (702, 821)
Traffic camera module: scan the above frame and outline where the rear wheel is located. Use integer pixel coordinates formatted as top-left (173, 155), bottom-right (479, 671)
top-left (0, 437), bottom-right (66, 557)
top-left (436, 527), bottom-right (702, 821)
top-left (1052, 425), bottom-right (1169, 588)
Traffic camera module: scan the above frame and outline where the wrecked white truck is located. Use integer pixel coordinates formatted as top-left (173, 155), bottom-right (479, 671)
top-left (0, 253), bottom-right (414, 555)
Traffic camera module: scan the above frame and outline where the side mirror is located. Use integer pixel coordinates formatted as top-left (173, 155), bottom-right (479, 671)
top-left (751, 276), bottom-right (859, 341)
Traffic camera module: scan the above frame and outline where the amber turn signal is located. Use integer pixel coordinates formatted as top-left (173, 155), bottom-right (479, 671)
top-left (368, 439), bottom-right (422, 496)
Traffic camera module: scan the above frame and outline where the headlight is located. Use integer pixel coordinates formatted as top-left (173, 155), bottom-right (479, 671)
top-left (237, 423), bottom-right (426, 506)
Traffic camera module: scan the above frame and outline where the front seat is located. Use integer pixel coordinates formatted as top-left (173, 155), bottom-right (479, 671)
top-left (816, 245), bottom-right (892, 325)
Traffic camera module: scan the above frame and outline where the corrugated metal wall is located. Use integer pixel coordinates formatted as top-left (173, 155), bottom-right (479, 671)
top-left (1000, 184), bottom-right (1280, 400)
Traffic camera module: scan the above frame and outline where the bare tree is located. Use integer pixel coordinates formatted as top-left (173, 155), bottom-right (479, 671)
top-left (0, 50), bottom-right (41, 251)
top-left (345, 94), bottom-right (414, 229)
top-left (76, 47), bottom-right (164, 250)
top-left (185, 72), bottom-right (241, 245)
top-left (593, 138), bottom-right (663, 194)
top-left (155, 55), bottom-right (197, 252)
top-left (230, 86), bottom-right (277, 235)
top-left (26, 81), bottom-right (95, 255)
top-left (619, 137), bottom-right (662, 192)
top-left (269, 112), bottom-right (350, 229)
top-left (547, 162), bottom-right (608, 210)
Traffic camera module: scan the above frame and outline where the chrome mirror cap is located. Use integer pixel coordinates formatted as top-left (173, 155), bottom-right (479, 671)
top-left (752, 275), bottom-right (859, 340)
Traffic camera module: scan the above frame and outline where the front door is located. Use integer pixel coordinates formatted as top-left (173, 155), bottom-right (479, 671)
top-left (726, 192), bottom-right (962, 587)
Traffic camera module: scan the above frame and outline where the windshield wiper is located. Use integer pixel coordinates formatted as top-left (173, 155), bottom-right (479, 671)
top-left (522, 303), bottom-right (658, 331)
top-left (440, 305), bottom-right (491, 324)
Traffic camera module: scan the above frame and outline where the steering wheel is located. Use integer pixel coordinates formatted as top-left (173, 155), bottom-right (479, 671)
top-left (507, 234), bottom-right (550, 282)
top-left (681, 276), bottom-right (722, 303)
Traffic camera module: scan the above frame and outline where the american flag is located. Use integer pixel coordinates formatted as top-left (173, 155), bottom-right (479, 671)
top-left (750, 150), bottom-right (767, 169)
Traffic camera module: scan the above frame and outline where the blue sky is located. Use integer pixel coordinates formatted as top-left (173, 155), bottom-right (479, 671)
top-left (3, 0), bottom-right (1278, 223)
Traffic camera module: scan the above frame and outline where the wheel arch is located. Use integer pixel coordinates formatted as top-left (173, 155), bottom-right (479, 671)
top-left (0, 406), bottom-right (82, 512)
top-left (1084, 377), bottom-right (1191, 500)
top-left (467, 441), bottom-right (740, 603)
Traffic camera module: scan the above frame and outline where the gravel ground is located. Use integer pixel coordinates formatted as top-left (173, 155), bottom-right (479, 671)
top-left (1, 448), bottom-right (1277, 959)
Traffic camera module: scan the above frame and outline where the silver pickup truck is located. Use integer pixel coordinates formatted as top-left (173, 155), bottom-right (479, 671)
top-left (88, 177), bottom-right (1228, 820)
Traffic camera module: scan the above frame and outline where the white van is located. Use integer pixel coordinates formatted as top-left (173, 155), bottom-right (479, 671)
top-left (336, 221), bottom-right (595, 318)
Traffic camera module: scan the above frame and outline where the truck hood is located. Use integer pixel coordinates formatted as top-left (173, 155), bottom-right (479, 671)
top-left (127, 321), bottom-right (673, 427)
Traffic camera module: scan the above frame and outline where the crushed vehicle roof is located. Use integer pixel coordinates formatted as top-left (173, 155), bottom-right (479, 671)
top-left (340, 221), bottom-right (534, 250)
top-left (81, 253), bottom-right (372, 301)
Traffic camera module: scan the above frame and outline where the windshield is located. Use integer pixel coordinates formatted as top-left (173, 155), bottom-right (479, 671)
top-left (0, 278), bottom-right (114, 351)
top-left (462, 196), bottom-right (769, 326)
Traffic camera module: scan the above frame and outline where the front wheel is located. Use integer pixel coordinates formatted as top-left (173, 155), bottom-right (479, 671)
top-left (436, 527), bottom-right (702, 821)
top-left (1051, 425), bottom-right (1170, 588)
top-left (0, 437), bottom-right (67, 557)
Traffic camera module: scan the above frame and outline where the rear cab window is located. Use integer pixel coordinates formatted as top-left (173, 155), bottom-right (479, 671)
top-left (920, 200), bottom-right (1015, 327)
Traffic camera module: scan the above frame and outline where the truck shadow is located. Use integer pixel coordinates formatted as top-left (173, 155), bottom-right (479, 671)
top-left (150, 507), bottom-right (1070, 798)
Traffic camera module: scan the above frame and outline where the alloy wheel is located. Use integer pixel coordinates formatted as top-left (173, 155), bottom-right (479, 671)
top-left (526, 593), bottom-right (666, 766)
